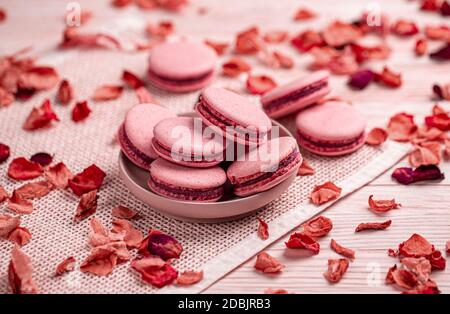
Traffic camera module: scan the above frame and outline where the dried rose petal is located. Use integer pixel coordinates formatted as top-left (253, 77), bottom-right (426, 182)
top-left (323, 259), bottom-right (349, 283)
top-left (257, 218), bottom-right (269, 240)
top-left (330, 239), bottom-right (355, 260)
top-left (399, 234), bottom-right (435, 258)
top-left (302, 216), bottom-right (333, 238)
top-left (14, 181), bottom-right (53, 200)
top-left (68, 164), bottom-right (106, 196)
top-left (0, 214), bottom-right (21, 237)
top-left (293, 8), bottom-right (316, 21)
top-left (80, 246), bottom-right (118, 276)
top-left (8, 157), bottom-right (43, 181)
top-left (8, 246), bottom-right (39, 294)
top-left (291, 30), bottom-right (324, 52)
top-left (246, 75), bottom-right (277, 95)
top-left (131, 256), bottom-right (178, 288)
top-left (401, 257), bottom-right (432, 285)
top-left (391, 269), bottom-right (418, 290)
top-left (263, 31), bottom-right (289, 44)
top-left (264, 288), bottom-right (289, 294)
top-left (0, 87), bottom-right (14, 107)
top-left (355, 220), bottom-right (391, 232)
top-left (204, 39), bottom-right (229, 56)
top-left (297, 159), bottom-right (315, 176)
top-left (88, 218), bottom-right (125, 248)
top-left (9, 227), bottom-right (32, 247)
top-left (56, 79), bottom-right (73, 105)
top-left (326, 48), bottom-right (359, 75)
top-left (310, 181), bottom-right (342, 205)
top-left (420, 0), bottom-right (441, 11)
top-left (425, 112), bottom-right (450, 131)
top-left (348, 69), bottom-right (373, 90)
top-left (222, 57), bottom-right (251, 77)
top-left (0, 186), bottom-right (8, 204)
top-left (44, 162), bottom-right (73, 189)
top-left (7, 192), bottom-right (33, 214)
top-left (432, 84), bottom-right (450, 100)
top-left (72, 100), bottom-right (91, 123)
top-left (430, 43), bottom-right (450, 61)
top-left (413, 165), bottom-right (445, 183)
top-left (429, 250), bottom-right (446, 270)
top-left (19, 66), bottom-right (59, 91)
top-left (425, 25), bottom-right (450, 42)
top-left (409, 142), bottom-right (442, 167)
top-left (29, 153), bottom-right (52, 167)
top-left (368, 195), bottom-right (401, 213)
top-left (55, 257), bottom-right (76, 276)
top-left (386, 265), bottom-right (397, 284)
top-left (0, 143), bottom-right (10, 164)
top-left (366, 127), bottom-right (388, 146)
top-left (112, 205), bottom-right (137, 219)
top-left (446, 241), bottom-right (450, 254)
top-left (391, 20), bottom-right (419, 37)
top-left (285, 232), bottom-right (320, 255)
top-left (442, 1), bottom-right (450, 16)
top-left (145, 21), bottom-right (174, 38)
top-left (141, 229), bottom-right (183, 260)
top-left (112, 0), bottom-right (133, 8)
top-left (122, 70), bottom-right (145, 90)
top-left (350, 43), bottom-right (391, 63)
top-left (60, 27), bottom-right (121, 50)
top-left (322, 20), bottom-right (362, 47)
top-left (374, 66), bottom-right (402, 88)
top-left (272, 51), bottom-right (294, 69)
top-left (0, 8), bottom-right (6, 22)
top-left (74, 190), bottom-right (98, 221)
top-left (254, 252), bottom-right (284, 273)
top-left (92, 85), bottom-right (123, 101)
top-left (387, 112), bottom-right (417, 142)
top-left (235, 26), bottom-right (261, 54)
top-left (176, 270), bottom-right (203, 286)
top-left (111, 219), bottom-right (143, 249)
top-left (23, 99), bottom-right (59, 131)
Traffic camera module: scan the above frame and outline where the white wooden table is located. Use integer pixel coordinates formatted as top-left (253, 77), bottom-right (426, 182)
top-left (0, 0), bottom-right (449, 294)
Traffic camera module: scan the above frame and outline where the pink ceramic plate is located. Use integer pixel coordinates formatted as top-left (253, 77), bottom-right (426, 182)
top-left (118, 114), bottom-right (299, 223)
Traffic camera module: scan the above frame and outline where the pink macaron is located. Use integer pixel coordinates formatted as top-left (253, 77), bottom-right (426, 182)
top-left (152, 116), bottom-right (226, 168)
top-left (195, 87), bottom-right (272, 146)
top-left (148, 41), bottom-right (218, 93)
top-left (118, 103), bottom-right (177, 169)
top-left (295, 101), bottom-right (367, 156)
top-left (261, 70), bottom-right (331, 119)
top-left (148, 158), bottom-right (227, 202)
top-left (227, 137), bottom-right (302, 197)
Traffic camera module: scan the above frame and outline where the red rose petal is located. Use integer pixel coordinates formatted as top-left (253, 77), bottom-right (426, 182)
top-left (425, 25), bottom-right (450, 42)
top-left (222, 57), bottom-right (251, 77)
top-left (246, 75), bottom-right (277, 95)
top-left (297, 159), bottom-right (315, 176)
top-left (112, 205), bottom-right (138, 219)
top-left (235, 26), bottom-right (261, 54)
top-left (56, 79), bottom-right (73, 105)
top-left (330, 239), bottom-right (355, 260)
top-left (72, 100), bottom-right (91, 123)
top-left (19, 66), bottom-right (59, 91)
top-left (0, 87), bottom-right (14, 107)
top-left (401, 257), bottom-right (432, 284)
top-left (122, 70), bottom-right (145, 90)
top-left (386, 265), bottom-right (397, 284)
top-left (257, 218), bottom-right (269, 240)
top-left (68, 164), bottom-right (106, 196)
top-left (420, 0), bottom-right (441, 11)
top-left (264, 288), bottom-right (289, 294)
top-left (80, 246), bottom-right (118, 276)
top-left (425, 109), bottom-right (450, 131)
top-left (323, 259), bottom-right (349, 283)
top-left (140, 229), bottom-right (183, 260)
top-left (8, 157), bottom-right (43, 181)
top-left (131, 256), bottom-right (178, 288)
top-left (392, 19), bottom-right (419, 37)
top-left (112, 0), bottom-right (133, 8)
top-left (263, 31), bottom-right (289, 44)
top-left (310, 181), bottom-right (342, 205)
top-left (355, 220), bottom-right (392, 232)
top-left (430, 43), bottom-right (450, 61)
top-left (285, 232), bottom-right (320, 255)
top-left (0, 143), bottom-right (10, 164)
top-left (432, 84), bottom-right (450, 100)
top-left (399, 234), bottom-right (435, 258)
top-left (374, 66), bottom-right (402, 88)
top-left (350, 43), bottom-right (391, 63)
top-left (446, 241), bottom-right (450, 254)
top-left (204, 39), bottom-right (229, 56)
top-left (293, 7), bottom-right (316, 21)
top-left (23, 99), bottom-right (59, 131)
top-left (409, 141), bottom-right (442, 167)
top-left (429, 250), bottom-right (446, 270)
top-left (254, 252), bottom-right (284, 273)
top-left (7, 192), bottom-right (33, 214)
top-left (14, 181), bottom-right (53, 200)
top-left (442, 1), bottom-right (450, 16)
top-left (60, 27), bottom-right (122, 50)
top-left (9, 227), bottom-right (32, 247)
top-left (348, 69), bottom-right (374, 90)
top-left (0, 186), bottom-right (8, 204)
top-left (391, 269), bottom-right (418, 290)
top-left (0, 8), bottom-right (6, 22)
top-left (302, 216), bottom-right (333, 238)
top-left (387, 112), bottom-right (417, 142)
top-left (291, 30), bottom-right (324, 52)
top-left (8, 246), bottom-right (39, 294)
top-left (55, 256), bottom-right (76, 276)
top-left (261, 50), bottom-right (294, 69)
top-left (322, 20), bottom-right (362, 47)
top-left (368, 195), bottom-right (401, 213)
top-left (145, 20), bottom-right (174, 39)
top-left (111, 218), bottom-right (143, 249)
top-left (176, 270), bottom-right (203, 286)
top-left (92, 85), bottom-right (123, 101)
top-left (0, 214), bottom-right (21, 237)
top-left (74, 190), bottom-right (98, 221)
top-left (30, 152), bottom-right (53, 167)
top-left (366, 127), bottom-right (388, 146)
top-left (44, 162), bottom-right (73, 189)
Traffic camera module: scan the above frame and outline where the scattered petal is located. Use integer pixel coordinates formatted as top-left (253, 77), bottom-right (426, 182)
top-left (176, 270), bottom-right (203, 286)
top-left (8, 157), bottom-right (43, 180)
top-left (56, 79), bottom-right (73, 105)
top-left (297, 159), bottom-right (315, 176)
top-left (322, 20), bottom-right (362, 47)
top-left (366, 127), bottom-right (388, 146)
top-left (8, 227), bottom-right (32, 246)
top-left (30, 152), bottom-right (52, 167)
top-left (111, 0), bottom-right (133, 8)
top-left (80, 246), bottom-right (118, 276)
top-left (68, 164), bottom-right (106, 196)
top-left (446, 241), bottom-right (450, 254)
top-left (23, 99), bottom-right (59, 131)
top-left (74, 190), bottom-right (98, 221)
top-left (0, 87), bottom-right (14, 107)
top-left (387, 112), bottom-right (417, 142)
top-left (44, 162), bottom-right (73, 189)
top-left (0, 214), bottom-right (21, 237)
top-left (235, 26), bottom-right (261, 54)
top-left (374, 66), bottom-right (402, 88)
top-left (55, 257), bottom-right (76, 276)
top-left (112, 205), bottom-right (137, 219)
top-left (291, 30), bottom-right (324, 52)
top-left (415, 38), bottom-right (428, 57)
top-left (7, 192), bottom-right (33, 214)
top-left (131, 256), bottom-right (178, 288)
top-left (350, 43), bottom-right (391, 63)
top-left (355, 220), bottom-right (392, 232)
top-left (324, 259), bottom-right (349, 283)
top-left (257, 218), bottom-right (269, 240)
top-left (409, 142), bottom-right (442, 167)
top-left (399, 234), bottom-right (434, 258)
top-left (330, 239), bottom-right (355, 260)
top-left (60, 27), bottom-right (121, 50)
top-left (145, 20), bottom-right (174, 39)
top-left (122, 70), bottom-right (145, 90)
top-left (432, 84), bottom-right (450, 100)
top-left (302, 216), bottom-right (333, 238)
top-left (0, 143), bottom-right (10, 164)
top-left (8, 246), bottom-right (39, 294)
top-left (293, 8), bottom-right (316, 21)
top-left (246, 75), bottom-right (277, 95)
top-left (72, 100), bottom-right (91, 122)
top-left (204, 39), bottom-right (229, 56)
top-left (425, 25), bottom-right (450, 42)
top-left (0, 186), bottom-right (8, 203)
top-left (430, 43), bottom-right (450, 61)
top-left (264, 288), bottom-right (289, 294)
top-left (14, 181), bottom-right (53, 199)
top-left (254, 252), bottom-right (284, 273)
top-left (92, 85), bottom-right (123, 101)
top-left (263, 31), bottom-right (289, 44)
top-left (222, 57), bottom-right (251, 77)
top-left (391, 19), bottom-right (419, 37)
top-left (429, 250), bottom-right (446, 270)
top-left (139, 229), bottom-right (183, 260)
top-left (19, 66), bottom-right (59, 91)
top-left (348, 69), bottom-right (374, 90)
top-left (368, 195), bottom-right (401, 213)
top-left (425, 112), bottom-right (450, 131)
top-left (391, 269), bottom-right (418, 290)
top-left (111, 218), bottom-right (143, 249)
top-left (310, 181), bottom-right (342, 205)
top-left (392, 165), bottom-right (444, 185)
top-left (285, 232), bottom-right (320, 255)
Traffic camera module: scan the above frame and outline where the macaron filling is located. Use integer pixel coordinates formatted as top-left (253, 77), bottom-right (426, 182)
top-left (263, 79), bottom-right (328, 113)
top-left (148, 175), bottom-right (224, 201)
top-left (118, 125), bottom-right (153, 165)
top-left (148, 69), bottom-right (214, 87)
top-left (231, 150), bottom-right (302, 192)
top-left (196, 96), bottom-right (268, 143)
top-left (297, 131), bottom-right (366, 153)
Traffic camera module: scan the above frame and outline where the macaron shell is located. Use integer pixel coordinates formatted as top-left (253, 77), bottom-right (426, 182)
top-left (118, 124), bottom-right (152, 169)
top-left (147, 70), bottom-right (214, 93)
top-left (297, 131), bottom-right (367, 156)
top-left (123, 104), bottom-right (176, 160)
top-left (149, 158), bottom-right (227, 190)
top-left (148, 41), bottom-right (217, 79)
top-left (295, 101), bottom-right (367, 142)
top-left (201, 87), bottom-right (272, 132)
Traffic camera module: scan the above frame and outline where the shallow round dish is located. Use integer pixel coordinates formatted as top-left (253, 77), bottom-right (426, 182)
top-left (118, 114), bottom-right (299, 223)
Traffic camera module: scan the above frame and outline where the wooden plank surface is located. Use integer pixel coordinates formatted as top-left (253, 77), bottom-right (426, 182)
top-left (0, 0), bottom-right (449, 294)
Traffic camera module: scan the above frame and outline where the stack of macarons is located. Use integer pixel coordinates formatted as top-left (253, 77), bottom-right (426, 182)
top-left (119, 88), bottom-right (303, 202)
top-left (259, 70), bottom-right (367, 156)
